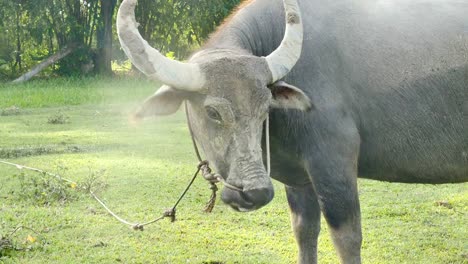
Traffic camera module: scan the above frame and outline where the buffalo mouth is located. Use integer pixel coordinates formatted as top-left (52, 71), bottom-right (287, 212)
top-left (221, 186), bottom-right (274, 212)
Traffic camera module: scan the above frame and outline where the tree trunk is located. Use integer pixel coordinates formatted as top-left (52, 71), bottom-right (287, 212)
top-left (14, 3), bottom-right (22, 72)
top-left (96, 0), bottom-right (117, 75)
top-left (12, 45), bottom-right (77, 84)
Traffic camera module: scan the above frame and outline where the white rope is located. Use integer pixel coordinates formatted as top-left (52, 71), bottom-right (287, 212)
top-left (213, 174), bottom-right (243, 192)
top-left (0, 160), bottom-right (166, 230)
top-left (266, 115), bottom-right (271, 176)
top-left (0, 160), bottom-right (76, 184)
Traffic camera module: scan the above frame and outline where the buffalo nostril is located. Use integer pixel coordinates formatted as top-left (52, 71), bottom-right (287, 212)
top-left (243, 188), bottom-right (274, 208)
top-left (221, 187), bottom-right (275, 211)
top-left (221, 188), bottom-right (254, 210)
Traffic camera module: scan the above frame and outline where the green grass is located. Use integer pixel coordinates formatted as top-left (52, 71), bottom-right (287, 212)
top-left (0, 77), bottom-right (156, 108)
top-left (0, 78), bottom-right (467, 263)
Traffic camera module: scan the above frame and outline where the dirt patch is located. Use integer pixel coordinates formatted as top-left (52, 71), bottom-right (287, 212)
top-left (0, 144), bottom-right (120, 159)
top-left (47, 112), bottom-right (70, 124)
top-left (0, 106), bottom-right (21, 116)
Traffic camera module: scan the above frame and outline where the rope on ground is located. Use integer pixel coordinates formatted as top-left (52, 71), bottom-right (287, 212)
top-left (0, 160), bottom-right (214, 231)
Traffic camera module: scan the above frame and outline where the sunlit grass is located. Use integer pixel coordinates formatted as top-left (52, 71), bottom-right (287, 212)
top-left (0, 77), bottom-right (157, 108)
top-left (0, 78), bottom-right (467, 263)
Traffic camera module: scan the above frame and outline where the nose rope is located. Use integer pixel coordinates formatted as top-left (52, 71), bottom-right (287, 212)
top-left (266, 114), bottom-right (271, 177)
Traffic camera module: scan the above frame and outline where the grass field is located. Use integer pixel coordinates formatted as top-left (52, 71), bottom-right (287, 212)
top-left (0, 78), bottom-right (467, 264)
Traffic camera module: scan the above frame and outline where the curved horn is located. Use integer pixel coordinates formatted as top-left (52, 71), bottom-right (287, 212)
top-left (265, 0), bottom-right (303, 82)
top-left (117, 0), bottom-right (205, 91)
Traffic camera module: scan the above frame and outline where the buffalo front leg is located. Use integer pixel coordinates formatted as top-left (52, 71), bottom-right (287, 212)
top-left (318, 182), bottom-right (362, 264)
top-left (285, 183), bottom-right (321, 264)
top-left (306, 115), bottom-right (362, 264)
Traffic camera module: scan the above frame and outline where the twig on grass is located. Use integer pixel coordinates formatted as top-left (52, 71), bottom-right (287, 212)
top-left (0, 225), bottom-right (42, 255)
top-left (8, 226), bottom-right (40, 237)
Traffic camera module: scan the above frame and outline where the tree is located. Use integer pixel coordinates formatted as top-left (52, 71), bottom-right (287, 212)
top-left (134, 0), bottom-right (240, 58)
top-left (96, 0), bottom-right (117, 75)
top-left (0, 0), bottom-right (241, 79)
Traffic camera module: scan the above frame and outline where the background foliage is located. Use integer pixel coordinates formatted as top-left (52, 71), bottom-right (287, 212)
top-left (0, 0), bottom-right (241, 80)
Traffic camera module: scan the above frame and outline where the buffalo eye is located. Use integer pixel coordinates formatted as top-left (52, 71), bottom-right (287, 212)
top-left (205, 106), bottom-right (222, 123)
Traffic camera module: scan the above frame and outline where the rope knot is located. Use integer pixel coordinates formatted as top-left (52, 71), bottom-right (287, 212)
top-left (132, 224), bottom-right (144, 231)
top-left (164, 208), bottom-right (176, 222)
top-left (199, 160), bottom-right (219, 183)
top-left (197, 160), bottom-right (209, 169)
top-left (204, 182), bottom-right (218, 213)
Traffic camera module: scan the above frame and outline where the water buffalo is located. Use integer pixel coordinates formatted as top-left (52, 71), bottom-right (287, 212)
top-left (117, 0), bottom-right (467, 263)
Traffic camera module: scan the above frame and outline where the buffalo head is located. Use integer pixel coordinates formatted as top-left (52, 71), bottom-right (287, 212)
top-left (117, 0), bottom-right (312, 211)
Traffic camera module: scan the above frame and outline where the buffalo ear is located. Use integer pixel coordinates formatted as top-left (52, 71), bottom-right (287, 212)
top-left (269, 81), bottom-right (314, 111)
top-left (132, 85), bottom-right (188, 121)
